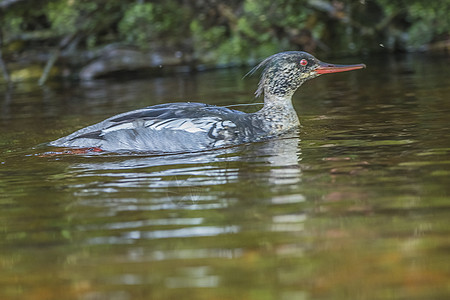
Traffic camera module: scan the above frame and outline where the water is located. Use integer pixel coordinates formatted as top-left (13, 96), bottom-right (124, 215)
top-left (1, 54), bottom-right (449, 300)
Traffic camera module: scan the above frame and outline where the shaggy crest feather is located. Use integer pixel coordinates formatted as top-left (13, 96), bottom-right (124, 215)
top-left (245, 51), bottom-right (301, 98)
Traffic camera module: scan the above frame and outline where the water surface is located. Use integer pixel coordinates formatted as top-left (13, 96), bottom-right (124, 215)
top-left (0, 54), bottom-right (449, 300)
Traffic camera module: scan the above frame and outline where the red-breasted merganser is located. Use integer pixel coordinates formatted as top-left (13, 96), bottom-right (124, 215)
top-left (49, 51), bottom-right (365, 153)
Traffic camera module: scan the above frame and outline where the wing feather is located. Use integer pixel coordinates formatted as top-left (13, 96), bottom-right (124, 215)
top-left (50, 102), bottom-right (248, 151)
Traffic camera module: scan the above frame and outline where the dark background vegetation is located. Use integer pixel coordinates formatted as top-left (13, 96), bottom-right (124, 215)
top-left (0, 0), bottom-right (449, 83)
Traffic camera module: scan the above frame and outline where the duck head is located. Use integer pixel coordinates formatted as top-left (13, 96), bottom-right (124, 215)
top-left (250, 51), bottom-right (366, 99)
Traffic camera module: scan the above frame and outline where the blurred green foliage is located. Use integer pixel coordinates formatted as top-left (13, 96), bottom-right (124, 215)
top-left (406, 1), bottom-right (450, 47)
top-left (0, 0), bottom-right (448, 66)
top-left (118, 1), bottom-right (189, 49)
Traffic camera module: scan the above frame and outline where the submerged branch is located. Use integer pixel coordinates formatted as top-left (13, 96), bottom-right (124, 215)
top-left (38, 32), bottom-right (79, 85)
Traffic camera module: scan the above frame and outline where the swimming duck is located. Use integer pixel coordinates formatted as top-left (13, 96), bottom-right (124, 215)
top-left (49, 51), bottom-right (365, 153)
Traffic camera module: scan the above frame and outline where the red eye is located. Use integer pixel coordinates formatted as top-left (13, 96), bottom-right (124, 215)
top-left (300, 59), bottom-right (308, 66)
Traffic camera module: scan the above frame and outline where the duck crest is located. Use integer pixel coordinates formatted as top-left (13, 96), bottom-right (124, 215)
top-left (247, 51), bottom-right (317, 98)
